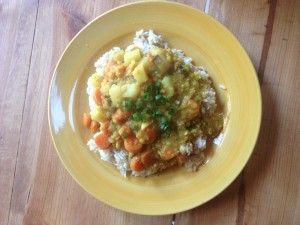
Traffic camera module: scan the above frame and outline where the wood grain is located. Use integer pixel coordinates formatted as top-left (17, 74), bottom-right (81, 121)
top-left (242, 0), bottom-right (300, 224)
top-left (0, 0), bottom-right (299, 225)
top-left (0, 1), bottom-right (39, 225)
top-left (4, 1), bottom-right (95, 224)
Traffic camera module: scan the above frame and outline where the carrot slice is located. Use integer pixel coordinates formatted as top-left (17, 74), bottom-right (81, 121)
top-left (124, 136), bottom-right (143, 153)
top-left (82, 113), bottom-right (91, 128)
top-left (118, 125), bottom-right (132, 139)
top-left (93, 88), bottom-right (103, 105)
top-left (95, 132), bottom-right (111, 149)
top-left (141, 124), bottom-right (157, 144)
top-left (130, 157), bottom-right (144, 171)
top-left (141, 150), bottom-right (156, 168)
top-left (112, 108), bottom-right (131, 124)
top-left (100, 121), bottom-right (110, 133)
top-left (187, 99), bottom-right (200, 120)
top-left (90, 121), bottom-right (100, 133)
top-left (159, 147), bottom-right (177, 161)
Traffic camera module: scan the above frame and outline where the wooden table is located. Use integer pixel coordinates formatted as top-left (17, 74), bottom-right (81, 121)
top-left (1, 0), bottom-right (299, 224)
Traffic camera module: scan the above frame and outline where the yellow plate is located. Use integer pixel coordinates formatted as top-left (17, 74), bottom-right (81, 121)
top-left (48, 1), bottom-right (261, 215)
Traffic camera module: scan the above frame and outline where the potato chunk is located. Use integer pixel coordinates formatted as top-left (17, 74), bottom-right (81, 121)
top-left (132, 64), bottom-right (148, 83)
top-left (113, 50), bottom-right (125, 62)
top-left (100, 80), bottom-right (110, 95)
top-left (150, 47), bottom-right (172, 74)
top-left (161, 76), bottom-right (174, 97)
top-left (90, 106), bottom-right (107, 122)
top-left (124, 49), bottom-right (141, 66)
top-left (139, 56), bottom-right (155, 73)
top-left (89, 73), bottom-right (102, 87)
top-left (109, 84), bottom-right (123, 106)
top-left (122, 83), bottom-right (140, 98)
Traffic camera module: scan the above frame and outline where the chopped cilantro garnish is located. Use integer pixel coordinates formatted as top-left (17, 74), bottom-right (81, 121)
top-left (121, 82), bottom-right (177, 132)
top-left (159, 117), bottom-right (170, 131)
top-left (155, 94), bottom-right (167, 104)
top-left (135, 99), bottom-right (143, 110)
top-left (122, 99), bottom-right (133, 111)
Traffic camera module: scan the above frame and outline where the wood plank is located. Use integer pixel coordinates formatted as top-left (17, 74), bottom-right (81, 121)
top-left (176, 0), bottom-right (270, 224)
top-left (242, 0), bottom-right (300, 224)
top-left (208, 0), bottom-right (270, 70)
top-left (6, 0), bottom-right (106, 224)
top-left (20, 1), bottom-right (169, 225)
top-left (0, 1), bottom-right (39, 225)
top-left (2, 0), bottom-right (299, 224)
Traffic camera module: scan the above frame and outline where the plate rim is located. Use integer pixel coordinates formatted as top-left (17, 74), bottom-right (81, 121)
top-left (48, 0), bottom-right (262, 215)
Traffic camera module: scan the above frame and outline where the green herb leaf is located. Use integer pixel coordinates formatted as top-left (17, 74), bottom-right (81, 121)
top-left (131, 112), bottom-right (142, 121)
top-left (153, 109), bottom-right (163, 118)
top-left (169, 105), bottom-right (177, 115)
top-left (134, 99), bottom-right (143, 110)
top-left (155, 94), bottom-right (167, 104)
top-left (159, 116), bottom-right (170, 132)
top-left (122, 99), bottom-right (133, 111)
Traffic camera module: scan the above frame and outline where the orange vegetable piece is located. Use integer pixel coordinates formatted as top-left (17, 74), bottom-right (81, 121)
top-left (82, 113), bottom-right (91, 128)
top-left (124, 136), bottom-right (143, 153)
top-left (160, 147), bottom-right (177, 161)
top-left (187, 99), bottom-right (200, 120)
top-left (100, 121), bottom-right (110, 133)
top-left (118, 125), bottom-right (132, 138)
top-left (141, 150), bottom-right (156, 168)
top-left (141, 124), bottom-right (157, 144)
top-left (130, 156), bottom-right (144, 171)
top-left (112, 108), bottom-right (131, 124)
top-left (115, 64), bottom-right (126, 77)
top-left (93, 88), bottom-right (103, 106)
top-left (90, 121), bottom-right (100, 133)
top-left (95, 132), bottom-right (111, 149)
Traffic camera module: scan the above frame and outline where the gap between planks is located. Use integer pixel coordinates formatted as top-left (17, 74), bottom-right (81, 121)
top-left (237, 0), bottom-right (277, 224)
top-left (258, 0), bottom-right (278, 84)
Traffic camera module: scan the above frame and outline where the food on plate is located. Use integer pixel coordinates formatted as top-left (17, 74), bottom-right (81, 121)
top-left (83, 30), bottom-right (224, 177)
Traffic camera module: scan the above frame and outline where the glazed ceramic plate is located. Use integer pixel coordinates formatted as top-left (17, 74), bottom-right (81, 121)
top-left (48, 1), bottom-right (261, 215)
